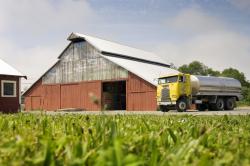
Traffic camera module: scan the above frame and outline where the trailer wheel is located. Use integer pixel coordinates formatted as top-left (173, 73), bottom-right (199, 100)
top-left (215, 98), bottom-right (224, 110)
top-left (176, 99), bottom-right (187, 112)
top-left (224, 98), bottom-right (235, 110)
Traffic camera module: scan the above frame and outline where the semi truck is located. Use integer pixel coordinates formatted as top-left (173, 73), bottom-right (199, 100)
top-left (157, 73), bottom-right (242, 112)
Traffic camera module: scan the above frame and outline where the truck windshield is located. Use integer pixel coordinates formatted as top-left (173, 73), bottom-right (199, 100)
top-left (158, 76), bottom-right (178, 84)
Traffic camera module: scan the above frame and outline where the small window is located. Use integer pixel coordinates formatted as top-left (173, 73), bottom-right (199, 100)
top-left (1, 80), bottom-right (16, 97)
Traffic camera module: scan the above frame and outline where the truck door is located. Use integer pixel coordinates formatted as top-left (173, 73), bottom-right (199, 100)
top-left (179, 75), bottom-right (185, 95)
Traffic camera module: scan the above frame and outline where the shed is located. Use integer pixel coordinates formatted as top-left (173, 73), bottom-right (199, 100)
top-left (23, 33), bottom-right (178, 111)
top-left (0, 58), bottom-right (26, 113)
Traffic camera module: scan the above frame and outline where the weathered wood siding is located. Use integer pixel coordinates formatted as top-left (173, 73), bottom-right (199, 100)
top-left (42, 41), bottom-right (128, 84)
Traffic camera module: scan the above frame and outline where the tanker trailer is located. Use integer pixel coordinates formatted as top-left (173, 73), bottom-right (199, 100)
top-left (157, 73), bottom-right (242, 112)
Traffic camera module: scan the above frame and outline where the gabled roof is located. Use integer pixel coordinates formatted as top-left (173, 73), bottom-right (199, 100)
top-left (0, 58), bottom-right (26, 77)
top-left (68, 33), bottom-right (178, 86)
top-left (68, 33), bottom-right (170, 67)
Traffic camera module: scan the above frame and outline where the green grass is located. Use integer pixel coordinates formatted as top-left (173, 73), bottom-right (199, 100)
top-left (0, 114), bottom-right (249, 166)
top-left (237, 101), bottom-right (250, 107)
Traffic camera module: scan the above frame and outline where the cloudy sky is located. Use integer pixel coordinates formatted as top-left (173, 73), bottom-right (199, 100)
top-left (0, 0), bottom-right (249, 89)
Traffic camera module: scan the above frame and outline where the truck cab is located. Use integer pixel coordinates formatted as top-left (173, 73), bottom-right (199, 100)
top-left (157, 73), bottom-right (191, 112)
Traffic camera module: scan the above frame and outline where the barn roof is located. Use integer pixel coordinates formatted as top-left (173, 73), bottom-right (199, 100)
top-left (68, 33), bottom-right (179, 85)
top-left (68, 33), bottom-right (170, 67)
top-left (0, 58), bottom-right (26, 77)
top-left (102, 56), bottom-right (178, 86)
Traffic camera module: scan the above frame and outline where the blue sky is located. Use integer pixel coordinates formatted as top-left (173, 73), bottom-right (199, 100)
top-left (0, 0), bottom-right (249, 89)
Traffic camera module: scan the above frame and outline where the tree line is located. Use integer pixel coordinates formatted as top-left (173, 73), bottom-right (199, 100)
top-left (174, 61), bottom-right (250, 105)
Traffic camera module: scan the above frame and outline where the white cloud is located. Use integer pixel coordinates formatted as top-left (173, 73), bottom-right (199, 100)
top-left (0, 0), bottom-right (96, 90)
top-left (229, 0), bottom-right (250, 11)
top-left (0, 38), bottom-right (62, 89)
top-left (0, 0), bottom-right (95, 35)
top-left (156, 8), bottom-right (250, 80)
top-left (165, 7), bottom-right (225, 34)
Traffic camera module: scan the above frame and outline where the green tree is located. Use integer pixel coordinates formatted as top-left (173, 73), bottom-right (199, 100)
top-left (207, 68), bottom-right (220, 77)
top-left (178, 61), bottom-right (220, 76)
top-left (221, 68), bottom-right (250, 87)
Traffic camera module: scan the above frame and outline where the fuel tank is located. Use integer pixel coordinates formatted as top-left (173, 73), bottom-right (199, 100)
top-left (190, 75), bottom-right (242, 97)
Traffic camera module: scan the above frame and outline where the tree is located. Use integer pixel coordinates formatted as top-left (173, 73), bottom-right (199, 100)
top-left (207, 68), bottom-right (220, 77)
top-left (178, 61), bottom-right (220, 76)
top-left (221, 68), bottom-right (250, 87)
top-left (178, 64), bottom-right (190, 73)
top-left (169, 63), bottom-right (178, 70)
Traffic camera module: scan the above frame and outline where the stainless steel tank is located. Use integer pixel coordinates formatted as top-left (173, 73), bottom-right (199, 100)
top-left (190, 75), bottom-right (242, 97)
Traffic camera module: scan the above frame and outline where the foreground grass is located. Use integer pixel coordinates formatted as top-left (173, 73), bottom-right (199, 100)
top-left (0, 114), bottom-right (249, 166)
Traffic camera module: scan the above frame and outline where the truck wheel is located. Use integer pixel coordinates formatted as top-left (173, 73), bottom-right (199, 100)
top-left (160, 105), bottom-right (169, 112)
top-left (197, 104), bottom-right (207, 111)
top-left (224, 98), bottom-right (235, 110)
top-left (215, 98), bottom-right (224, 111)
top-left (176, 99), bottom-right (187, 112)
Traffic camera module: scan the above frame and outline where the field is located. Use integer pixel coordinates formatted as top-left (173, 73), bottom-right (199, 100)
top-left (0, 114), bottom-right (249, 166)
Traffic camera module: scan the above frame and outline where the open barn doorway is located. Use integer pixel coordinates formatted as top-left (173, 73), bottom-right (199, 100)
top-left (102, 81), bottom-right (126, 110)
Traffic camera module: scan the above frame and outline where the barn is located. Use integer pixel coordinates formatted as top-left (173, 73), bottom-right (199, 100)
top-left (23, 33), bottom-right (178, 111)
top-left (0, 58), bottom-right (26, 113)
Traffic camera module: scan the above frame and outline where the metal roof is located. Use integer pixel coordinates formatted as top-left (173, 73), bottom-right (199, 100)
top-left (0, 58), bottom-right (25, 77)
top-left (102, 55), bottom-right (179, 86)
top-left (68, 33), bottom-right (170, 67)
top-left (68, 32), bottom-right (179, 85)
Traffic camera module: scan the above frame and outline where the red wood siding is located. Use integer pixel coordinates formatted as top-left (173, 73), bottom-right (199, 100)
top-left (80, 81), bottom-right (101, 111)
top-left (43, 85), bottom-right (61, 111)
top-left (24, 80), bottom-right (102, 111)
top-left (0, 75), bottom-right (20, 113)
top-left (127, 73), bottom-right (157, 111)
top-left (24, 79), bottom-right (44, 111)
top-left (60, 84), bottom-right (81, 109)
top-left (24, 73), bottom-right (157, 111)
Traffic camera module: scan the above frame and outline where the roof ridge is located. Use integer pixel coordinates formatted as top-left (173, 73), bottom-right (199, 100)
top-left (72, 32), bottom-right (156, 55)
top-left (68, 32), bottom-right (169, 66)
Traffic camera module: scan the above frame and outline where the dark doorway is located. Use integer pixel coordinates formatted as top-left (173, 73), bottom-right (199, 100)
top-left (102, 81), bottom-right (126, 110)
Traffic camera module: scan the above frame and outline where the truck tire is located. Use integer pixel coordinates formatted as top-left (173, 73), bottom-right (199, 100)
top-left (224, 98), bottom-right (235, 110)
top-left (176, 99), bottom-right (187, 112)
top-left (160, 105), bottom-right (169, 112)
top-left (215, 98), bottom-right (224, 111)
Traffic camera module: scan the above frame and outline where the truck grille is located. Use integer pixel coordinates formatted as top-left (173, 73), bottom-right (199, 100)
top-left (161, 87), bottom-right (170, 101)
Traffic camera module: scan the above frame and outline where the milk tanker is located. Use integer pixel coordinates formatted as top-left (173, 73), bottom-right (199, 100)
top-left (157, 73), bottom-right (242, 112)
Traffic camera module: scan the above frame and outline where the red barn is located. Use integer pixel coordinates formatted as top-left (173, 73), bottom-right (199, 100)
top-left (23, 33), bottom-right (178, 111)
top-left (0, 58), bottom-right (26, 113)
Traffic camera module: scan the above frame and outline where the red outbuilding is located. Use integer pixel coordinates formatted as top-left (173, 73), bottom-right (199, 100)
top-left (23, 33), bottom-right (178, 111)
top-left (0, 58), bottom-right (26, 113)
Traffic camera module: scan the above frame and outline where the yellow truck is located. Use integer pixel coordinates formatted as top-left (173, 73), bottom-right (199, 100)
top-left (157, 73), bottom-right (242, 112)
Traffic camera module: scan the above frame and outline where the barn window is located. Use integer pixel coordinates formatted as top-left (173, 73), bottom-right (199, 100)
top-left (1, 80), bottom-right (16, 97)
